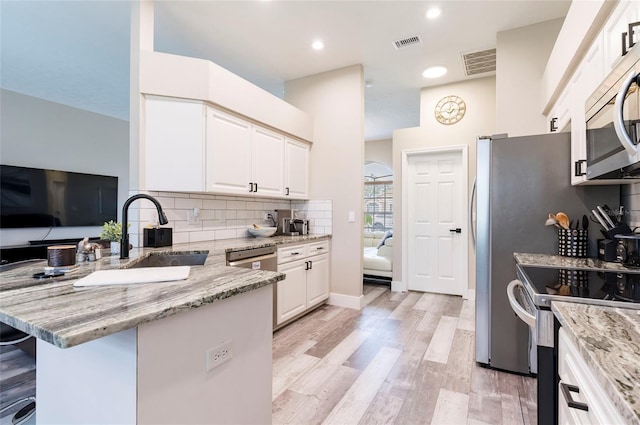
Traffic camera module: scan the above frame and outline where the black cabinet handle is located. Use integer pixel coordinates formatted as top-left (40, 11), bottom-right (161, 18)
top-left (304, 261), bottom-right (309, 270)
top-left (285, 187), bottom-right (290, 196)
top-left (550, 117), bottom-right (558, 132)
top-left (255, 182), bottom-right (258, 192)
top-left (574, 160), bottom-right (586, 177)
top-left (291, 252), bottom-right (300, 256)
top-left (249, 183), bottom-right (254, 192)
top-left (309, 260), bottom-right (313, 270)
top-left (560, 383), bottom-right (589, 412)
top-left (449, 228), bottom-right (462, 233)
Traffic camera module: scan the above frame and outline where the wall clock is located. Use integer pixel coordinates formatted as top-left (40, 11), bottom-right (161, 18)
top-left (434, 95), bottom-right (466, 125)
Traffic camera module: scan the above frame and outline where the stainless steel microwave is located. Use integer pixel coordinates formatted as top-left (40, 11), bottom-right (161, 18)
top-left (585, 45), bottom-right (640, 180)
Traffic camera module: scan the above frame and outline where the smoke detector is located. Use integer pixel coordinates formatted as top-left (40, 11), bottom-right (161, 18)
top-left (393, 35), bottom-right (423, 50)
top-left (462, 48), bottom-right (496, 76)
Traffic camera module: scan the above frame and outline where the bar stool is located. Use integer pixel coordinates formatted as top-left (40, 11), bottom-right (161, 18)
top-left (0, 323), bottom-right (36, 425)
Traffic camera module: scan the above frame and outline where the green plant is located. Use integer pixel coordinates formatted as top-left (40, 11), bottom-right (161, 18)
top-left (100, 220), bottom-right (124, 242)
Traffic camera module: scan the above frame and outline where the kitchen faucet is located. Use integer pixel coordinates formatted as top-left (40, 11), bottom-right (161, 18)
top-left (120, 194), bottom-right (169, 259)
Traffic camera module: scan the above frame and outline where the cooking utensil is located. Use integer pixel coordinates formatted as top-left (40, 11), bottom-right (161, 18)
top-left (603, 204), bottom-right (620, 225)
top-left (582, 215), bottom-right (589, 230)
top-left (591, 209), bottom-right (611, 230)
top-left (555, 212), bottom-right (570, 230)
top-left (597, 205), bottom-right (615, 228)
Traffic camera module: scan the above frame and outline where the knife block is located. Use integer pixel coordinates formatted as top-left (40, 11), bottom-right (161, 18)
top-left (143, 228), bottom-right (172, 248)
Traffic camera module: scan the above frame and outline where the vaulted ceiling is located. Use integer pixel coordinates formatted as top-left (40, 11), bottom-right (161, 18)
top-left (1, 1), bottom-right (571, 141)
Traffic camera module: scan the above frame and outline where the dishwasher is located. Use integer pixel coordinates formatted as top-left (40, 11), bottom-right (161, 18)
top-left (225, 245), bottom-right (278, 329)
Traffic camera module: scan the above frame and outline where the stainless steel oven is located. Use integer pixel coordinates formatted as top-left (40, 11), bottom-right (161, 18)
top-left (585, 44), bottom-right (640, 180)
top-left (510, 264), bottom-right (640, 425)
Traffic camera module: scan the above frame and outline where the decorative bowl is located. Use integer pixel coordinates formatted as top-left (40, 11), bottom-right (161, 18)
top-left (247, 226), bottom-right (277, 238)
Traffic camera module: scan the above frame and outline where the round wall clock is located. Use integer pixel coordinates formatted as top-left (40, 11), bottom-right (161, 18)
top-left (434, 95), bottom-right (466, 125)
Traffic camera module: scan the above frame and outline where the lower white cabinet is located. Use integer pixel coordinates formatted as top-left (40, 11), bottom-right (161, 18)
top-left (557, 328), bottom-right (625, 425)
top-left (276, 240), bottom-right (330, 327)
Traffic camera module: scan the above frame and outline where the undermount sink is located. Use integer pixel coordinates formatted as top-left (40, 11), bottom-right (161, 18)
top-left (124, 252), bottom-right (209, 269)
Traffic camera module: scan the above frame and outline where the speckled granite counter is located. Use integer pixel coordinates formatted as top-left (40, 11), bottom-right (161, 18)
top-left (0, 234), bottom-right (330, 348)
top-left (553, 302), bottom-right (640, 425)
top-left (514, 252), bottom-right (637, 272)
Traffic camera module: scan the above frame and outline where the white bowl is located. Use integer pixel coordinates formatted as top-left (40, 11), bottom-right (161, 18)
top-left (247, 227), bottom-right (277, 238)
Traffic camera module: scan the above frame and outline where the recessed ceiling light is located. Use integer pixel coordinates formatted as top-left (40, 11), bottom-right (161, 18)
top-left (422, 66), bottom-right (447, 78)
top-left (312, 40), bottom-right (325, 51)
top-left (426, 7), bottom-right (441, 19)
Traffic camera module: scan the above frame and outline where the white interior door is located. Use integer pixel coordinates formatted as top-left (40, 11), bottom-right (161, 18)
top-left (407, 150), bottom-right (466, 296)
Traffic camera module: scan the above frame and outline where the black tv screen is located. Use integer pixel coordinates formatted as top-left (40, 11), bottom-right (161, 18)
top-left (0, 165), bottom-right (118, 228)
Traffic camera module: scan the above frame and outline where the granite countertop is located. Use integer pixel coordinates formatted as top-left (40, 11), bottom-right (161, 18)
top-left (553, 302), bottom-right (640, 425)
top-left (514, 252), bottom-right (637, 272)
top-left (0, 234), bottom-right (330, 348)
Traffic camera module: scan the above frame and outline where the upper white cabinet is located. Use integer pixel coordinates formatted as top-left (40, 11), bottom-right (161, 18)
top-left (284, 138), bottom-right (309, 199)
top-left (205, 108), bottom-right (252, 194)
top-left (145, 97), bottom-right (205, 192)
top-left (145, 96), bottom-right (309, 199)
top-left (251, 126), bottom-right (285, 197)
top-left (603, 1), bottom-right (640, 72)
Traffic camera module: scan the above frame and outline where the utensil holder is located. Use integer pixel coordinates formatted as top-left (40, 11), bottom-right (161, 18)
top-left (558, 229), bottom-right (588, 257)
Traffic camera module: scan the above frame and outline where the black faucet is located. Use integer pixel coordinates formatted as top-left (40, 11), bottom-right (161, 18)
top-left (120, 194), bottom-right (169, 259)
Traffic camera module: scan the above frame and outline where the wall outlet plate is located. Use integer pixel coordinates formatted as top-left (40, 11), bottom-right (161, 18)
top-left (206, 340), bottom-right (233, 372)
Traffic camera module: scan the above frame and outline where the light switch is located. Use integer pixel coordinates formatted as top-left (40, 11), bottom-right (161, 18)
top-left (348, 211), bottom-right (355, 222)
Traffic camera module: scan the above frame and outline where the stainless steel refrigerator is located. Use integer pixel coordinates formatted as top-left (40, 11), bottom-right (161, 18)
top-left (474, 133), bottom-right (619, 374)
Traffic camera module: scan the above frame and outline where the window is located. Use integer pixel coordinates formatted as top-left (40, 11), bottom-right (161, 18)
top-left (364, 161), bottom-right (393, 232)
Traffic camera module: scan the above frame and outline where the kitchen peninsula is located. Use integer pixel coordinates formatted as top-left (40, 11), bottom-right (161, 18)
top-left (0, 235), bottom-right (328, 424)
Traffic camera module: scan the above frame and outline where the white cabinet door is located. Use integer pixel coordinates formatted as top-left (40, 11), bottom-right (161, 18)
top-left (284, 138), bottom-right (310, 199)
top-left (251, 126), bottom-right (284, 197)
top-left (276, 259), bottom-right (307, 325)
top-left (603, 1), bottom-right (640, 72)
top-left (145, 98), bottom-right (205, 192)
top-left (205, 108), bottom-right (252, 195)
top-left (306, 254), bottom-right (329, 308)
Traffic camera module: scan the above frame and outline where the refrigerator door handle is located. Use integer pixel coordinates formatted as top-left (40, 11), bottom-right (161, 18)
top-left (469, 176), bottom-right (477, 249)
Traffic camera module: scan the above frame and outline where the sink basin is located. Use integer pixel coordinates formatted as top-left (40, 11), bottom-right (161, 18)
top-left (125, 252), bottom-right (208, 269)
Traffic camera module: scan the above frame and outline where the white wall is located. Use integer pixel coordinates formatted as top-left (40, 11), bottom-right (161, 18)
top-left (395, 76), bottom-right (496, 289)
top-left (285, 65), bottom-right (365, 303)
top-left (0, 89), bottom-right (129, 246)
top-left (365, 139), bottom-right (392, 170)
top-left (496, 18), bottom-right (564, 136)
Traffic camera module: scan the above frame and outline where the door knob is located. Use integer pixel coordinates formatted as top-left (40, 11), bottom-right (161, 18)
top-left (449, 228), bottom-right (462, 233)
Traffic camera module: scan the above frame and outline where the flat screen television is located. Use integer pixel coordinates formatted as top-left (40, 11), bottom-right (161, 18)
top-left (0, 165), bottom-right (118, 228)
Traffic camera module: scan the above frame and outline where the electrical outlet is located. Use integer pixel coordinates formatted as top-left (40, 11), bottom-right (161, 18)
top-left (206, 340), bottom-right (233, 372)
top-left (187, 208), bottom-right (200, 225)
top-left (263, 211), bottom-right (271, 221)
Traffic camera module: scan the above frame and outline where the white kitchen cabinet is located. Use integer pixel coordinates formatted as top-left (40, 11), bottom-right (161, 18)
top-left (276, 240), bottom-right (330, 327)
top-left (603, 1), bottom-right (640, 73)
top-left (145, 97), bottom-right (206, 191)
top-left (284, 138), bottom-right (310, 199)
top-left (557, 328), bottom-right (625, 425)
top-left (547, 84), bottom-right (571, 134)
top-left (144, 96), bottom-right (308, 198)
top-left (206, 108), bottom-right (286, 197)
top-left (276, 259), bottom-right (308, 324)
top-left (251, 126), bottom-right (285, 197)
top-left (205, 107), bottom-right (253, 194)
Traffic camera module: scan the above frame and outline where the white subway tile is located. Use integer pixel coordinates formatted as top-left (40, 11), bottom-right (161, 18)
top-left (189, 231), bottom-right (215, 243)
top-left (225, 210), bottom-right (238, 220)
top-left (158, 191), bottom-right (190, 198)
top-left (227, 200), bottom-right (247, 210)
top-left (172, 232), bottom-right (189, 244)
top-left (215, 229), bottom-right (237, 240)
top-left (175, 198), bottom-right (203, 209)
top-left (174, 221), bottom-right (203, 232)
top-left (203, 199), bottom-right (227, 210)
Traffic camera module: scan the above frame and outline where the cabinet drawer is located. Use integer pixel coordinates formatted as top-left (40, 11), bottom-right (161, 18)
top-left (277, 244), bottom-right (307, 264)
top-left (306, 240), bottom-right (329, 257)
top-left (558, 328), bottom-right (625, 424)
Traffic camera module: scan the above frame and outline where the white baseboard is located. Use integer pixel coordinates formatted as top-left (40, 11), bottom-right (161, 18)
top-left (391, 280), bottom-right (407, 292)
top-left (328, 292), bottom-right (364, 310)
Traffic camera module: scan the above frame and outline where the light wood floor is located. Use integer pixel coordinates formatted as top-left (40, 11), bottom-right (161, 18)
top-left (272, 284), bottom-right (537, 425)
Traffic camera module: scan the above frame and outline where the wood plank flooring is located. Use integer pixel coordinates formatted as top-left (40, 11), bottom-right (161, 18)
top-left (273, 284), bottom-right (537, 425)
top-left (0, 284), bottom-right (537, 425)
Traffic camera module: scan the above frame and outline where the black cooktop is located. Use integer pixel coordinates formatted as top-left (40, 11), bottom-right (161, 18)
top-left (517, 265), bottom-right (640, 309)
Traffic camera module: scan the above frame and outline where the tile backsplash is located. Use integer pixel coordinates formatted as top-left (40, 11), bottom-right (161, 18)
top-left (127, 191), bottom-right (332, 247)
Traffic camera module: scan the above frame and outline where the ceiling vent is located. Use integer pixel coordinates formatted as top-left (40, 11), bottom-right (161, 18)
top-left (393, 35), bottom-right (422, 50)
top-left (462, 48), bottom-right (496, 76)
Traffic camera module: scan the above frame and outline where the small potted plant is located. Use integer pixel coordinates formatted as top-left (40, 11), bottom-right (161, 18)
top-left (100, 220), bottom-right (124, 254)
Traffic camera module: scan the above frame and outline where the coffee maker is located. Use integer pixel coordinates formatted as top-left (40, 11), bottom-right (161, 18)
top-left (275, 209), bottom-right (309, 235)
